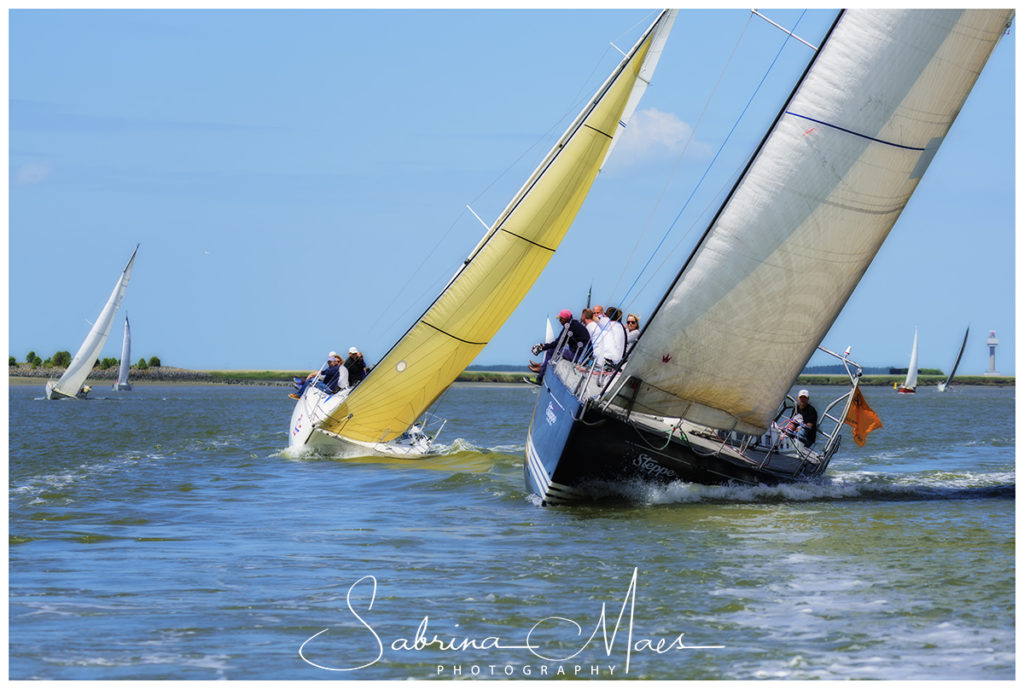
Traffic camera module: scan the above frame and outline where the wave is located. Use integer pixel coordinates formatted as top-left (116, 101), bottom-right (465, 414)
top-left (582, 469), bottom-right (1015, 505)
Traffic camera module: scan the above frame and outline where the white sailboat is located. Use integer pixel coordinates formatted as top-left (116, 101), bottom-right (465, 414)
top-left (113, 316), bottom-right (133, 391)
top-left (46, 246), bottom-right (139, 400)
top-left (524, 9), bottom-right (1012, 503)
top-left (937, 326), bottom-right (970, 392)
top-left (896, 327), bottom-right (919, 394)
top-left (289, 10), bottom-right (677, 456)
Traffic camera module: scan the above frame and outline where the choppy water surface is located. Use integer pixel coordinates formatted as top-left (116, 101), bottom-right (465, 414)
top-left (8, 381), bottom-right (1014, 680)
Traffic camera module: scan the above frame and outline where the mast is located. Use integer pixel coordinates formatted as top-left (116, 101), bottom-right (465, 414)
top-left (615, 10), bottom-right (1013, 435)
top-left (319, 11), bottom-right (678, 444)
top-left (625, 10), bottom-right (843, 361)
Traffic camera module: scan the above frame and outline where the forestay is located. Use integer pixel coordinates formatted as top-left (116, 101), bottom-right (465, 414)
top-left (619, 10), bottom-right (1013, 435)
top-left (320, 11), bottom-right (677, 444)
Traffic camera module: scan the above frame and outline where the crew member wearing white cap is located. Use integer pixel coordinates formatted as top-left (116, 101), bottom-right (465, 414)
top-left (290, 351), bottom-right (347, 399)
top-left (793, 389), bottom-right (818, 449)
top-left (343, 347), bottom-right (370, 387)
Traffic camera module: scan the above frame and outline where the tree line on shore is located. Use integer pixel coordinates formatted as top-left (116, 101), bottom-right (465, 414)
top-left (10, 350), bottom-right (162, 371)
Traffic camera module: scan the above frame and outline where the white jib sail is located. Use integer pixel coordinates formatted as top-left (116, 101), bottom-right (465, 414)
top-left (115, 316), bottom-right (132, 389)
top-left (51, 246), bottom-right (138, 398)
top-left (903, 327), bottom-right (919, 390)
top-left (599, 10), bottom-right (677, 170)
top-left (618, 10), bottom-right (1013, 435)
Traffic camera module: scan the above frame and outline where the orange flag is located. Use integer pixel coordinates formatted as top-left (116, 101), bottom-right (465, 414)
top-left (845, 387), bottom-right (882, 447)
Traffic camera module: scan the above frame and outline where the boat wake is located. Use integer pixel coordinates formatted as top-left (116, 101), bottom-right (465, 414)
top-left (576, 469), bottom-right (1015, 505)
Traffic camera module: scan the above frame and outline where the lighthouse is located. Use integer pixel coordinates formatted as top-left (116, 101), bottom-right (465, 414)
top-left (984, 330), bottom-right (1000, 376)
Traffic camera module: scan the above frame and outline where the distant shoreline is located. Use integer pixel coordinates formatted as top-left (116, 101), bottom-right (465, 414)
top-left (7, 366), bottom-right (1015, 387)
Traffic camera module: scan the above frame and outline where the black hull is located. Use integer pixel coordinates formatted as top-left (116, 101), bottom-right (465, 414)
top-left (525, 367), bottom-right (828, 505)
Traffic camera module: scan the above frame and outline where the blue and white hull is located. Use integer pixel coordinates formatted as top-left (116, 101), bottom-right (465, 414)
top-left (525, 363), bottom-right (838, 505)
top-left (524, 363), bottom-right (588, 504)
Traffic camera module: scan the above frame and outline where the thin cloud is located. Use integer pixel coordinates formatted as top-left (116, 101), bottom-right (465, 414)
top-left (15, 160), bottom-right (52, 185)
top-left (612, 108), bottom-right (712, 166)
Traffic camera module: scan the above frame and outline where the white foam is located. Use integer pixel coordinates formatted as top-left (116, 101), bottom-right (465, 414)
top-left (608, 468), bottom-right (1014, 505)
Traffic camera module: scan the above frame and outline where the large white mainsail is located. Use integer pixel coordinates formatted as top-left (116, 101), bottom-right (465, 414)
top-left (616, 10), bottom-right (1013, 435)
top-left (46, 246), bottom-right (139, 400)
top-left (113, 316), bottom-right (133, 391)
top-left (304, 10), bottom-right (677, 447)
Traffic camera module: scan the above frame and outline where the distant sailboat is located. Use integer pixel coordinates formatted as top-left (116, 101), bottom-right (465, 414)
top-left (937, 326), bottom-right (970, 392)
top-left (113, 316), bottom-right (133, 391)
top-left (289, 10), bottom-right (677, 456)
top-left (46, 246), bottom-right (138, 400)
top-left (523, 9), bottom-right (1012, 503)
top-left (897, 327), bottom-right (919, 394)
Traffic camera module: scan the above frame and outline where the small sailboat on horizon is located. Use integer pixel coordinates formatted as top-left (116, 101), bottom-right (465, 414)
top-left (937, 326), bottom-right (970, 393)
top-left (896, 327), bottom-right (919, 395)
top-left (46, 245), bottom-right (139, 400)
top-left (288, 10), bottom-right (677, 457)
top-left (112, 316), bottom-right (133, 391)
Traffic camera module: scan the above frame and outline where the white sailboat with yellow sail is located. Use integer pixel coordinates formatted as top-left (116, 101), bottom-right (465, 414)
top-left (288, 10), bottom-right (677, 456)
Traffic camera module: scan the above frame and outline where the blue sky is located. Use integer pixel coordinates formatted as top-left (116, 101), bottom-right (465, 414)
top-left (8, 8), bottom-right (1016, 375)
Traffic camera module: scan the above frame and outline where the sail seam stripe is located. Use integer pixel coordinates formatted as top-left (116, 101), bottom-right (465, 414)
top-left (583, 123), bottom-right (615, 140)
top-left (785, 111), bottom-right (926, 151)
top-left (497, 228), bottom-right (557, 252)
top-left (421, 320), bottom-right (488, 346)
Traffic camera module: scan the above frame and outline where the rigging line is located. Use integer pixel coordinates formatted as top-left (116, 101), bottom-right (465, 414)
top-left (363, 29), bottom-right (616, 343)
top-left (613, 10), bottom-right (810, 314)
top-left (364, 20), bottom-right (667, 381)
top-left (632, 157), bottom-right (747, 300)
top-left (785, 111), bottom-right (927, 151)
top-left (608, 13), bottom-right (756, 304)
top-left (468, 17), bottom-right (647, 221)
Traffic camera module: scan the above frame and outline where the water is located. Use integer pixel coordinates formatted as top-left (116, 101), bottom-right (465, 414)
top-left (8, 381), bottom-right (1014, 680)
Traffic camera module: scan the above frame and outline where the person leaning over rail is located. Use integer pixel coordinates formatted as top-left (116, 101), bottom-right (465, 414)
top-left (290, 351), bottom-right (348, 399)
top-left (529, 309), bottom-right (591, 383)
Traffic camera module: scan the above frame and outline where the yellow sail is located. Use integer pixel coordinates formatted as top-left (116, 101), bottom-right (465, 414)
top-left (321, 11), bottom-right (675, 443)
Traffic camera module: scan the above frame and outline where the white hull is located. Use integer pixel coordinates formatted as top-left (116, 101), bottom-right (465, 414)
top-left (113, 382), bottom-right (133, 391)
top-left (288, 387), bottom-right (434, 458)
top-left (45, 380), bottom-right (89, 400)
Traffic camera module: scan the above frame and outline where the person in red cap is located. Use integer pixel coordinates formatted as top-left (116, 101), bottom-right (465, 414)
top-left (528, 309), bottom-right (591, 382)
